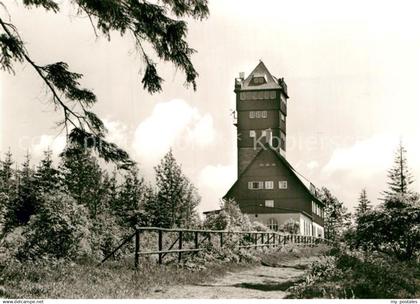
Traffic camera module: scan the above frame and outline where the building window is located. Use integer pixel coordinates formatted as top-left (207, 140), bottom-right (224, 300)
top-left (265, 181), bottom-right (274, 189)
top-left (261, 130), bottom-right (267, 137)
top-left (268, 218), bottom-right (278, 231)
top-left (249, 111), bottom-right (255, 118)
top-left (279, 181), bottom-right (288, 189)
top-left (240, 91), bottom-right (276, 101)
top-left (280, 113), bottom-right (285, 121)
top-left (265, 200), bottom-right (274, 208)
top-left (255, 111), bottom-right (261, 118)
top-left (248, 181), bottom-right (263, 190)
top-left (270, 91), bottom-right (276, 99)
top-left (250, 130), bottom-right (256, 137)
top-left (280, 131), bottom-right (286, 151)
top-left (262, 111), bottom-right (267, 118)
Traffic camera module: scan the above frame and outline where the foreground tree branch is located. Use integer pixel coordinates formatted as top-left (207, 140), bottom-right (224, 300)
top-left (0, 0), bottom-right (209, 169)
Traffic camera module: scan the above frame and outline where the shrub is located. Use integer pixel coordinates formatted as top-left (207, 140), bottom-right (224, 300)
top-left (17, 191), bottom-right (91, 261)
top-left (288, 250), bottom-right (418, 299)
top-left (89, 212), bottom-right (128, 262)
top-left (203, 199), bottom-right (254, 231)
top-left (280, 218), bottom-right (300, 234)
top-left (354, 194), bottom-right (420, 261)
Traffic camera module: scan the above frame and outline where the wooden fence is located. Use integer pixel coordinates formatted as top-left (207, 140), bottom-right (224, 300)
top-left (100, 227), bottom-right (332, 268)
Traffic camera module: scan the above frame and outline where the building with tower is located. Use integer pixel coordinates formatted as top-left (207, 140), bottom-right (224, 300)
top-left (222, 61), bottom-right (325, 237)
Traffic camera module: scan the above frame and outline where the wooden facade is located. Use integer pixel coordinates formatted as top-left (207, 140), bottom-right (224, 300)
top-left (223, 61), bottom-right (325, 237)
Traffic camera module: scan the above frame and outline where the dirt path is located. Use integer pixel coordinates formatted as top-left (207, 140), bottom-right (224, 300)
top-left (151, 257), bottom-right (316, 299)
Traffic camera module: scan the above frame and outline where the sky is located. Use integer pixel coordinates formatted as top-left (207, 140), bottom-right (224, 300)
top-left (1, 0), bottom-right (419, 214)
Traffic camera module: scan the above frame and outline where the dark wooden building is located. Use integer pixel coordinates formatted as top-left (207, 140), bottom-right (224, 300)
top-left (223, 61), bottom-right (325, 237)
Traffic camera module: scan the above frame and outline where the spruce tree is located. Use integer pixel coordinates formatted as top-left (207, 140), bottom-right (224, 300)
top-left (355, 188), bottom-right (372, 220)
top-left (4, 152), bottom-right (39, 230)
top-left (145, 149), bottom-right (200, 228)
top-left (114, 166), bottom-right (149, 228)
top-left (0, 149), bottom-right (15, 233)
top-left (0, 149), bottom-right (14, 195)
top-left (59, 145), bottom-right (104, 218)
top-left (383, 142), bottom-right (414, 199)
top-left (34, 149), bottom-right (61, 195)
top-left (320, 187), bottom-right (349, 241)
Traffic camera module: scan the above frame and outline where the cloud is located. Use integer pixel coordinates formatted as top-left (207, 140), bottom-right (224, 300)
top-left (322, 134), bottom-right (401, 180)
top-left (31, 134), bottom-right (66, 159)
top-left (307, 160), bottom-right (319, 170)
top-left (132, 99), bottom-right (215, 164)
top-left (103, 118), bottom-right (129, 148)
top-left (320, 133), bottom-right (420, 209)
top-left (197, 164), bottom-right (236, 213)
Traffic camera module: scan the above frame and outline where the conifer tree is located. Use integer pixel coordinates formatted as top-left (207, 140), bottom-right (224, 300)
top-left (383, 142), bottom-right (414, 199)
top-left (355, 188), bottom-right (372, 220)
top-left (59, 145), bottom-right (104, 218)
top-left (33, 149), bottom-right (61, 195)
top-left (102, 170), bottom-right (118, 212)
top-left (0, 149), bottom-right (15, 195)
top-left (145, 149), bottom-right (200, 228)
top-left (320, 187), bottom-right (350, 241)
top-left (4, 152), bottom-right (38, 231)
top-left (114, 166), bottom-right (149, 228)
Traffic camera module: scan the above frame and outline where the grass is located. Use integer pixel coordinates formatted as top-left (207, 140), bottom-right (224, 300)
top-left (0, 258), bottom-right (255, 298)
top-left (0, 244), bottom-right (331, 298)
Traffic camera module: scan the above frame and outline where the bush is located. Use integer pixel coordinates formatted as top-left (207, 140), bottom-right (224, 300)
top-left (280, 218), bottom-right (300, 234)
top-left (89, 212), bottom-right (128, 262)
top-left (17, 191), bottom-right (91, 261)
top-left (203, 199), bottom-right (254, 231)
top-left (354, 194), bottom-right (420, 261)
top-left (288, 249), bottom-right (418, 299)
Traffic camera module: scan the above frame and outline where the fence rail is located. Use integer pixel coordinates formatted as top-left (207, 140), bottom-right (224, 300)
top-left (100, 226), bottom-right (332, 268)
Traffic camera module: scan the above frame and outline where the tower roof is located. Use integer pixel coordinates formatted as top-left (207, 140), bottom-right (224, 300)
top-left (241, 61), bottom-right (282, 91)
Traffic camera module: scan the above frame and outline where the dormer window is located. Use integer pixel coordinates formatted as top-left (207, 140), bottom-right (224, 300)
top-left (250, 75), bottom-right (267, 86)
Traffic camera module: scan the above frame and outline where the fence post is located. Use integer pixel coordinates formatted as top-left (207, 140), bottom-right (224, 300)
top-left (134, 229), bottom-right (140, 268)
top-left (194, 231), bottom-right (198, 250)
top-left (178, 231), bottom-right (183, 263)
top-left (220, 232), bottom-right (223, 248)
top-left (261, 233), bottom-right (264, 247)
top-left (158, 230), bottom-right (163, 265)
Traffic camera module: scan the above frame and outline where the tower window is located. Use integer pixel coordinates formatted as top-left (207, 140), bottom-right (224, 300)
top-left (279, 181), bottom-right (288, 189)
top-left (270, 91), bottom-right (276, 99)
top-left (265, 181), bottom-right (274, 189)
top-left (249, 111), bottom-right (267, 119)
top-left (280, 113), bottom-right (285, 121)
top-left (239, 91), bottom-right (276, 101)
top-left (251, 76), bottom-right (267, 85)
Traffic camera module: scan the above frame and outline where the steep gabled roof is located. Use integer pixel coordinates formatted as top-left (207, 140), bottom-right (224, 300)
top-left (224, 146), bottom-right (324, 206)
top-left (241, 61), bottom-right (281, 91)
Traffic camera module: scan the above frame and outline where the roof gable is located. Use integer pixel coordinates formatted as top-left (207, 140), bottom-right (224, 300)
top-left (242, 61), bottom-right (281, 91)
top-left (224, 146), bottom-right (323, 205)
